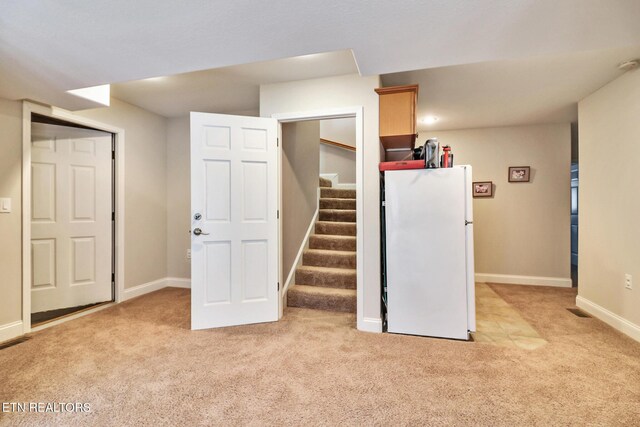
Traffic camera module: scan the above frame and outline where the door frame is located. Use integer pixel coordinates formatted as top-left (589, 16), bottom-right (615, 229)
top-left (21, 101), bottom-right (126, 333)
top-left (272, 107), bottom-right (364, 329)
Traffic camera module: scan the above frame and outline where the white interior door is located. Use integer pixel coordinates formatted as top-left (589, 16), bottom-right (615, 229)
top-left (31, 123), bottom-right (113, 313)
top-left (190, 112), bottom-right (279, 330)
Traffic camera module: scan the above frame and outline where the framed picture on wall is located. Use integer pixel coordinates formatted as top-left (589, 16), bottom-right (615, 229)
top-left (472, 181), bottom-right (493, 198)
top-left (508, 166), bottom-right (530, 182)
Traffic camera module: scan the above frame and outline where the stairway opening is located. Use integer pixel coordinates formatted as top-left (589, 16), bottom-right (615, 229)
top-left (281, 117), bottom-right (357, 317)
top-left (287, 177), bottom-right (357, 313)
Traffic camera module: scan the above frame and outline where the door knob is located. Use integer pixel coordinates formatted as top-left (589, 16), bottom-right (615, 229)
top-left (193, 228), bottom-right (209, 236)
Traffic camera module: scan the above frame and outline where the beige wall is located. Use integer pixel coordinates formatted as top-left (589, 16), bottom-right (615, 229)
top-left (260, 73), bottom-right (382, 325)
top-left (0, 98), bottom-right (23, 326)
top-left (166, 116), bottom-right (191, 279)
top-left (435, 124), bottom-right (571, 280)
top-left (578, 69), bottom-right (640, 328)
top-left (320, 118), bottom-right (355, 147)
top-left (320, 117), bottom-right (356, 183)
top-left (282, 121), bottom-right (320, 280)
top-left (319, 144), bottom-right (356, 183)
top-left (75, 98), bottom-right (168, 289)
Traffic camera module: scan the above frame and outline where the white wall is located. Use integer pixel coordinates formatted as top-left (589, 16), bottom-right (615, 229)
top-left (577, 69), bottom-right (640, 339)
top-left (0, 98), bottom-right (23, 330)
top-left (435, 124), bottom-right (571, 284)
top-left (260, 73), bottom-right (382, 329)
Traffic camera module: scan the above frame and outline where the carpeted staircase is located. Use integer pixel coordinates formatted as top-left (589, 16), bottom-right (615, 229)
top-left (287, 177), bottom-right (356, 313)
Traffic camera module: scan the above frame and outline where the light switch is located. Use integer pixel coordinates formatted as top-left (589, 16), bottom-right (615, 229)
top-left (0, 198), bottom-right (11, 213)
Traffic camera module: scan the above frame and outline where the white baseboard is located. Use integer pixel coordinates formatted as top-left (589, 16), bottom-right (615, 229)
top-left (283, 209), bottom-right (319, 296)
top-left (576, 295), bottom-right (640, 343)
top-left (476, 273), bottom-right (572, 288)
top-left (122, 278), bottom-right (168, 301)
top-left (167, 277), bottom-right (191, 288)
top-left (0, 320), bottom-right (24, 343)
top-left (358, 317), bottom-right (383, 333)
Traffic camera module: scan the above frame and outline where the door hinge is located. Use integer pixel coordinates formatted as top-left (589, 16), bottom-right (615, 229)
top-left (277, 138), bottom-right (279, 147)
top-left (277, 282), bottom-right (280, 291)
top-left (111, 273), bottom-right (115, 283)
top-left (112, 212), bottom-right (115, 221)
top-left (277, 210), bottom-right (280, 219)
top-left (112, 150), bottom-right (115, 160)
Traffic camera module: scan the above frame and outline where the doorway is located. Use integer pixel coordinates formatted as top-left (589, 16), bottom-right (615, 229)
top-left (29, 117), bottom-right (114, 326)
top-left (22, 102), bottom-right (126, 333)
top-left (281, 118), bottom-right (357, 319)
top-left (273, 107), bottom-right (364, 328)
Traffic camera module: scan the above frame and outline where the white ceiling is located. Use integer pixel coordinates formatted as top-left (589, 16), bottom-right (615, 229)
top-left (111, 50), bottom-right (358, 118)
top-left (382, 45), bottom-right (640, 132)
top-left (2, 1), bottom-right (640, 110)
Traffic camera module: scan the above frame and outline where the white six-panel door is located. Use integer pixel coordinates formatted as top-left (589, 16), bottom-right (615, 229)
top-left (31, 123), bottom-right (113, 313)
top-left (190, 113), bottom-right (279, 330)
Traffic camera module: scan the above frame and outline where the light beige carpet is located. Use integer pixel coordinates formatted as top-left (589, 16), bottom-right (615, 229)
top-left (1, 284), bottom-right (639, 426)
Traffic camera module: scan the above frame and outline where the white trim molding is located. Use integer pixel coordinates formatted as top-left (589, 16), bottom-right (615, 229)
top-left (576, 296), bottom-right (640, 343)
top-left (123, 277), bottom-right (192, 301)
top-left (283, 209), bottom-right (319, 296)
top-left (122, 278), bottom-right (168, 301)
top-left (166, 277), bottom-right (191, 288)
top-left (0, 321), bottom-right (24, 343)
top-left (360, 317), bottom-right (383, 333)
top-left (476, 273), bottom-right (572, 288)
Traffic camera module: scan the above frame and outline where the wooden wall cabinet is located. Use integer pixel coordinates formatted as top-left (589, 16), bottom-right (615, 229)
top-left (375, 84), bottom-right (418, 150)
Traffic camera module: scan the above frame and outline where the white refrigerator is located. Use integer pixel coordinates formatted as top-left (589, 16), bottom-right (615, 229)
top-left (384, 166), bottom-right (475, 340)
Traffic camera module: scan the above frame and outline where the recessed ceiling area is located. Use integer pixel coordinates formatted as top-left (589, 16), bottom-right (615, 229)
top-left (382, 45), bottom-right (640, 131)
top-left (2, 1), bottom-right (640, 110)
top-left (111, 50), bottom-right (358, 118)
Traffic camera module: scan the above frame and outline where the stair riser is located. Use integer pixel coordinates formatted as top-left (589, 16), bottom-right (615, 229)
top-left (315, 222), bottom-right (356, 236)
top-left (320, 198), bottom-right (356, 210)
top-left (320, 188), bottom-right (356, 199)
top-left (309, 235), bottom-right (356, 251)
top-left (295, 269), bottom-right (356, 289)
top-left (303, 252), bottom-right (356, 269)
top-left (287, 290), bottom-right (356, 313)
top-left (319, 210), bottom-right (356, 223)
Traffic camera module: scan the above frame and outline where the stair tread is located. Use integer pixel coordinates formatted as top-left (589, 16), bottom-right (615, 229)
top-left (289, 284), bottom-right (356, 297)
top-left (296, 265), bottom-right (356, 274)
top-left (319, 209), bottom-right (356, 212)
top-left (310, 234), bottom-right (356, 240)
top-left (316, 221), bottom-right (355, 226)
top-left (304, 248), bottom-right (356, 256)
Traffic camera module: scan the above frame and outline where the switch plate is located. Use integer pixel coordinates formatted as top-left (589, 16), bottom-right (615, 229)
top-left (0, 198), bottom-right (11, 213)
top-left (625, 274), bottom-right (633, 290)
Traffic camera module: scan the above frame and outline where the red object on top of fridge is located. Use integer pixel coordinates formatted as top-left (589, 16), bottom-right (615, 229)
top-left (379, 159), bottom-right (425, 172)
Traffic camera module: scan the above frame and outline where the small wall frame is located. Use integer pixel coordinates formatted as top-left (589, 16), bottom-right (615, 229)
top-left (508, 166), bottom-right (530, 183)
top-left (473, 181), bottom-right (493, 198)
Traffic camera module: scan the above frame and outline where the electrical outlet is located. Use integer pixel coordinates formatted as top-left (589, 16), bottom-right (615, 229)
top-left (625, 274), bottom-right (632, 290)
top-left (186, 249), bottom-right (191, 260)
